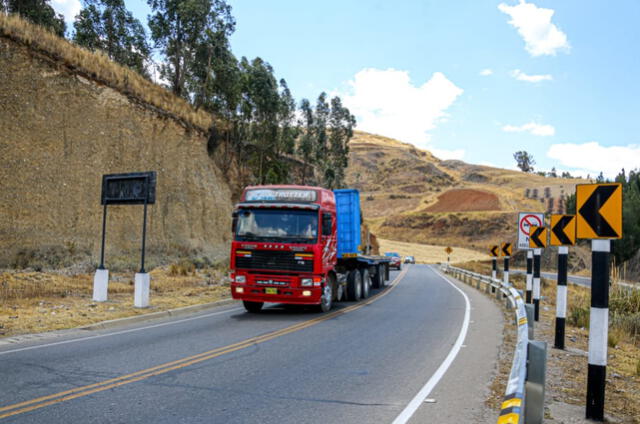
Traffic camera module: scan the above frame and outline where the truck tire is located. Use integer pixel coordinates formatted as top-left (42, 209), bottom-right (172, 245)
top-left (243, 301), bottom-right (263, 313)
top-left (360, 269), bottom-right (370, 299)
top-left (371, 265), bottom-right (382, 289)
top-left (346, 269), bottom-right (362, 301)
top-left (385, 263), bottom-right (390, 281)
top-left (318, 279), bottom-right (333, 313)
top-left (378, 264), bottom-right (386, 288)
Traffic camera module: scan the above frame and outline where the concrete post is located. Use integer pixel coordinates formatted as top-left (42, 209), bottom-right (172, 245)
top-left (93, 269), bottom-right (109, 302)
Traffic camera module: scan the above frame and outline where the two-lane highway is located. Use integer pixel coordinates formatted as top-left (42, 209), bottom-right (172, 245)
top-left (0, 265), bottom-right (503, 423)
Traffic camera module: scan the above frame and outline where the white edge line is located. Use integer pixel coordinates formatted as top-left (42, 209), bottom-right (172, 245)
top-left (0, 307), bottom-right (243, 356)
top-left (391, 265), bottom-right (471, 424)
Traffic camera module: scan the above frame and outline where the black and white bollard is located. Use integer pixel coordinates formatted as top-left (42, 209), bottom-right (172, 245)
top-left (526, 250), bottom-right (533, 303)
top-left (555, 246), bottom-right (568, 349)
top-left (586, 240), bottom-right (610, 421)
top-left (533, 248), bottom-right (541, 321)
top-left (492, 258), bottom-right (497, 280)
top-left (503, 256), bottom-right (510, 286)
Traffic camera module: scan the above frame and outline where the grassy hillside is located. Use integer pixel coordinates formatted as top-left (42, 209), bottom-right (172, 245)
top-left (347, 131), bottom-right (585, 251)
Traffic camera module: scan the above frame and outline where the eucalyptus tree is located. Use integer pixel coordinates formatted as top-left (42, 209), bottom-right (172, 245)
top-left (297, 98), bottom-right (315, 184)
top-left (147, 0), bottom-right (235, 98)
top-left (327, 96), bottom-right (356, 188)
top-left (1, 0), bottom-right (66, 36)
top-left (73, 0), bottom-right (150, 77)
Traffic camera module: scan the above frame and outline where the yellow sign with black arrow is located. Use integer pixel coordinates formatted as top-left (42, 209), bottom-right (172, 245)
top-left (576, 183), bottom-right (622, 239)
top-left (529, 226), bottom-right (548, 248)
top-left (489, 245), bottom-right (500, 257)
top-left (550, 214), bottom-right (576, 246)
top-left (501, 242), bottom-right (513, 256)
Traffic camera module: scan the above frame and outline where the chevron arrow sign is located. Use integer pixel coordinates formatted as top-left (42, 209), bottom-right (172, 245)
top-left (529, 226), bottom-right (548, 248)
top-left (550, 214), bottom-right (576, 246)
top-left (489, 245), bottom-right (500, 257)
top-left (576, 183), bottom-right (622, 239)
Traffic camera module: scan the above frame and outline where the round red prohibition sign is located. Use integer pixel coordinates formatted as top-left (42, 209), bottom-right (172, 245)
top-left (520, 214), bottom-right (542, 236)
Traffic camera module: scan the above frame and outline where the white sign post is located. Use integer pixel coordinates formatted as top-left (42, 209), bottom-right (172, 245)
top-left (517, 212), bottom-right (545, 250)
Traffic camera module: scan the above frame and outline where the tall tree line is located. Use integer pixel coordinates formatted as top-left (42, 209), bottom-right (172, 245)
top-left (4, 0), bottom-right (354, 187)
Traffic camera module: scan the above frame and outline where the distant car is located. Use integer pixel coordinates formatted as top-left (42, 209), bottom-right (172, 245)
top-left (384, 252), bottom-right (402, 270)
top-left (404, 256), bottom-right (415, 264)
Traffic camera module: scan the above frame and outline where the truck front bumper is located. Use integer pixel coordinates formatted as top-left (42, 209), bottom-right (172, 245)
top-left (231, 284), bottom-right (322, 305)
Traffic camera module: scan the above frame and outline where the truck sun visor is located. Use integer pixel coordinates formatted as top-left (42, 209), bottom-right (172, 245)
top-left (245, 189), bottom-right (317, 203)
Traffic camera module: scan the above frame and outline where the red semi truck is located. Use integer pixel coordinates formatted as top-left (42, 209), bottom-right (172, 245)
top-left (229, 185), bottom-right (391, 313)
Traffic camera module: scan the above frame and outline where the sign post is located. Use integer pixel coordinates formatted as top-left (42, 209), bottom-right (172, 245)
top-left (550, 214), bottom-right (576, 350)
top-left (501, 242), bottom-right (512, 287)
top-left (529, 225), bottom-right (548, 321)
top-left (526, 251), bottom-right (533, 303)
top-left (445, 246), bottom-right (453, 268)
top-left (96, 171), bottom-right (157, 307)
top-left (577, 183), bottom-right (622, 421)
top-left (489, 245), bottom-right (499, 280)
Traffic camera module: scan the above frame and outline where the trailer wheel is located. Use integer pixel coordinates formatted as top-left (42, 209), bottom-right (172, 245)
top-left (318, 280), bottom-right (333, 313)
top-left (371, 265), bottom-right (382, 289)
top-left (360, 269), bottom-right (371, 299)
top-left (346, 270), bottom-right (362, 301)
top-left (378, 264), bottom-right (386, 288)
top-left (243, 301), bottom-right (263, 313)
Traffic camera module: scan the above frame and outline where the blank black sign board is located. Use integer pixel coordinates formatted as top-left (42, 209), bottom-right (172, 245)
top-left (101, 172), bottom-right (156, 205)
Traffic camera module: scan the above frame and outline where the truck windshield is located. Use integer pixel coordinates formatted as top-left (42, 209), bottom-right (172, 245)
top-left (235, 209), bottom-right (318, 243)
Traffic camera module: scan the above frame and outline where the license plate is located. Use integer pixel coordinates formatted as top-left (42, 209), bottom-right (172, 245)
top-left (265, 287), bottom-right (278, 295)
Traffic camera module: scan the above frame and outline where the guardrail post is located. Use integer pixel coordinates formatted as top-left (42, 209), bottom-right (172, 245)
top-left (495, 284), bottom-right (502, 300)
top-left (525, 304), bottom-right (534, 340)
top-left (525, 340), bottom-right (547, 424)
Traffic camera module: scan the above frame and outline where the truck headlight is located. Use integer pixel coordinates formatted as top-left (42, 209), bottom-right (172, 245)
top-left (235, 275), bottom-right (246, 283)
top-left (300, 278), bottom-right (313, 287)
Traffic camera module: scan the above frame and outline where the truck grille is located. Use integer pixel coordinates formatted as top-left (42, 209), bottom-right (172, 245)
top-left (236, 250), bottom-right (313, 272)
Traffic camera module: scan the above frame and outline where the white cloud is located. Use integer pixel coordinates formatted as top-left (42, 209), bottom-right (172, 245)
top-left (498, 0), bottom-right (570, 57)
top-left (338, 68), bottom-right (463, 152)
top-left (51, 0), bottom-right (82, 24)
top-left (480, 69), bottom-right (493, 76)
top-left (510, 69), bottom-right (553, 82)
top-left (547, 142), bottom-right (640, 178)
top-left (430, 148), bottom-right (465, 161)
top-left (503, 122), bottom-right (555, 136)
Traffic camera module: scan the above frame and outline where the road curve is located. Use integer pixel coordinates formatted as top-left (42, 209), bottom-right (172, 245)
top-left (0, 265), bottom-right (502, 423)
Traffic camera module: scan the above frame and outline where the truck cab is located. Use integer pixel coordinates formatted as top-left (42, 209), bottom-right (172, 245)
top-left (230, 185), bottom-right (337, 312)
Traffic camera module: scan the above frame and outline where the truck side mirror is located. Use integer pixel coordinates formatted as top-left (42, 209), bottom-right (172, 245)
top-left (322, 213), bottom-right (332, 236)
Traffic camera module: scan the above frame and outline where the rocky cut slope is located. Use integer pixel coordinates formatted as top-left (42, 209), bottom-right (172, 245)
top-left (0, 34), bottom-right (234, 269)
top-left (346, 132), bottom-right (584, 250)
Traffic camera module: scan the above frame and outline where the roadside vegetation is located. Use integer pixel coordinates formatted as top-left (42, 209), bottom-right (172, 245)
top-left (0, 0), bottom-right (354, 188)
top-left (0, 259), bottom-right (231, 337)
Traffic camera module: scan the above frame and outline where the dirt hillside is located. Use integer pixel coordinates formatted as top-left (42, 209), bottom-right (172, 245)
top-left (346, 131), bottom-right (586, 252)
top-left (0, 36), bottom-right (233, 269)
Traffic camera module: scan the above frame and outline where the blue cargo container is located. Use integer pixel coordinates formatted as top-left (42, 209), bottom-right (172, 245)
top-left (334, 189), bottom-right (361, 258)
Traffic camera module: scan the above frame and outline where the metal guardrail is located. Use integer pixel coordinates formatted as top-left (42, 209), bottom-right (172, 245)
top-left (441, 265), bottom-right (546, 424)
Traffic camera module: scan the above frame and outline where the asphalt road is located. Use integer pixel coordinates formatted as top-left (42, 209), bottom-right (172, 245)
top-left (511, 269), bottom-right (591, 287)
top-left (0, 265), bottom-right (502, 423)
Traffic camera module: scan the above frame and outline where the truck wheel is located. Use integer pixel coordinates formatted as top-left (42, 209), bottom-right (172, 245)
top-left (346, 270), bottom-right (362, 301)
top-left (360, 269), bottom-right (370, 299)
top-left (378, 264), bottom-right (386, 288)
top-left (371, 265), bottom-right (382, 289)
top-left (385, 263), bottom-right (390, 281)
top-left (318, 281), bottom-right (333, 313)
top-left (243, 301), bottom-right (263, 313)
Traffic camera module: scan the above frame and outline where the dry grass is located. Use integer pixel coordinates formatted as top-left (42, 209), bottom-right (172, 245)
top-left (0, 13), bottom-right (215, 133)
top-left (0, 263), bottom-right (231, 337)
top-left (377, 238), bottom-right (486, 264)
top-left (457, 260), bottom-right (640, 423)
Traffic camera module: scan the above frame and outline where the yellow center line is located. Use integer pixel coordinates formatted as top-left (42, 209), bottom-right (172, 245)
top-left (0, 267), bottom-right (409, 420)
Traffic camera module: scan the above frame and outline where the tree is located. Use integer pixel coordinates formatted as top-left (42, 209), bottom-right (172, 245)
top-left (1, 0), bottom-right (66, 36)
top-left (596, 171), bottom-right (605, 183)
top-left (147, 0), bottom-right (235, 98)
top-left (297, 98), bottom-right (315, 184)
top-left (513, 151), bottom-right (535, 173)
top-left (73, 0), bottom-right (150, 77)
top-left (326, 96), bottom-right (355, 188)
top-left (549, 167), bottom-right (557, 178)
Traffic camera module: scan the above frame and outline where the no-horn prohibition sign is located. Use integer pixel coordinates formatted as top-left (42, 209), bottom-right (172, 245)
top-left (517, 212), bottom-right (544, 250)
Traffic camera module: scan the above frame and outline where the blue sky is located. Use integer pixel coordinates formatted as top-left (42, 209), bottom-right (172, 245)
top-left (51, 0), bottom-right (640, 178)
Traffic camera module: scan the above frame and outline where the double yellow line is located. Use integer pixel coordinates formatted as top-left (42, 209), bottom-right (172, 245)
top-left (0, 266), bottom-right (409, 420)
